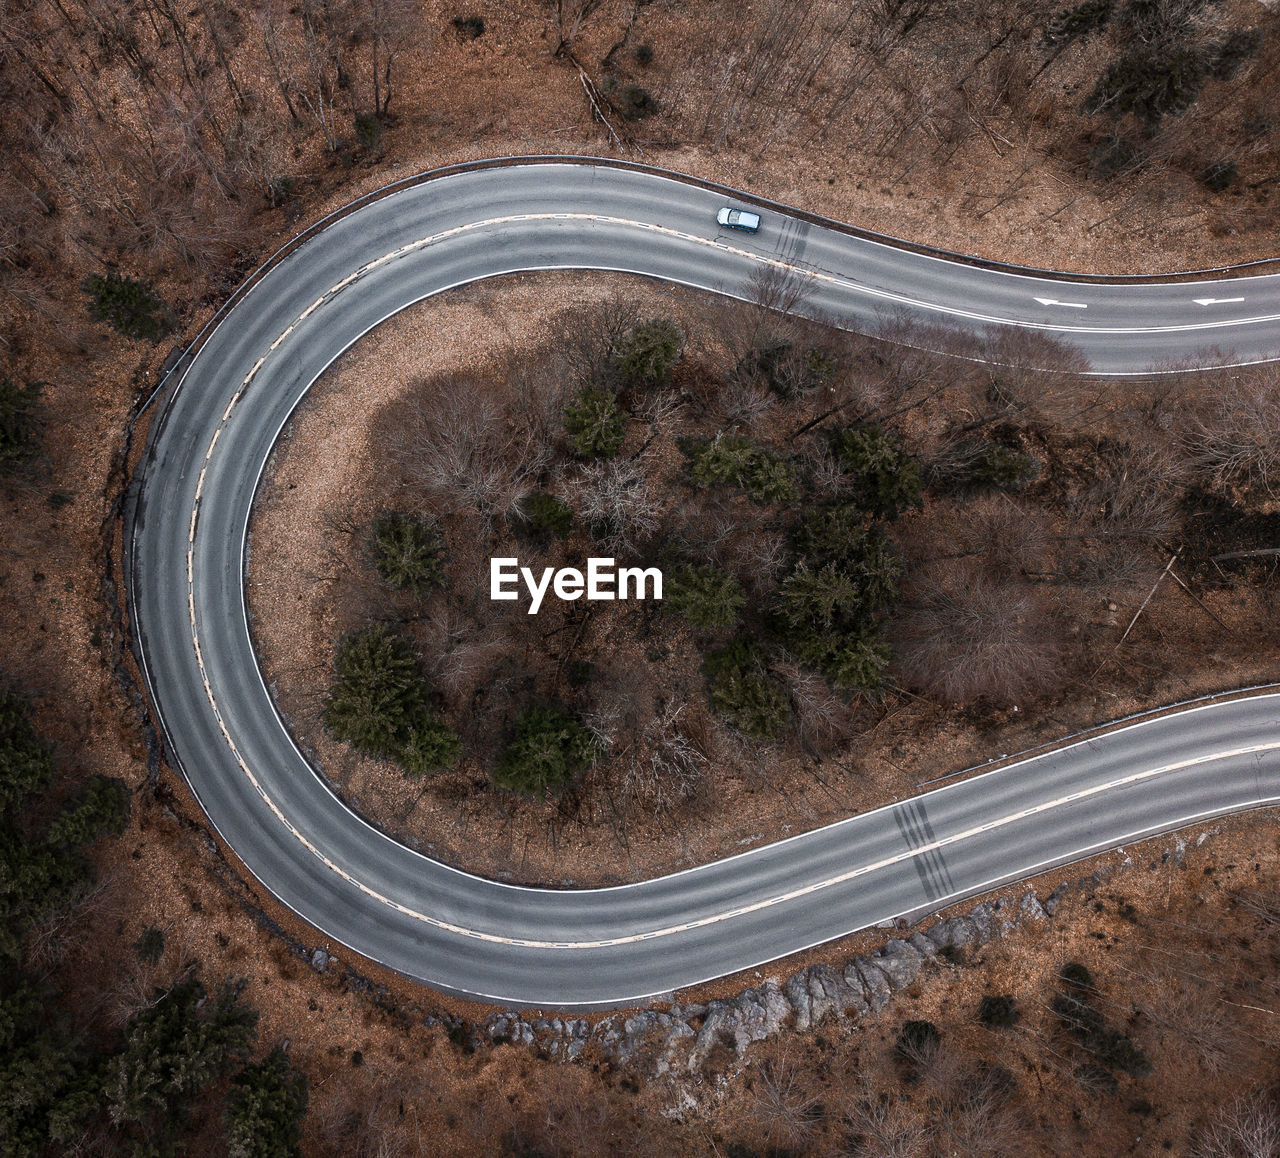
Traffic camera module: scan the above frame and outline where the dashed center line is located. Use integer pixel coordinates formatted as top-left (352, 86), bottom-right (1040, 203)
top-left (181, 211), bottom-right (1280, 951)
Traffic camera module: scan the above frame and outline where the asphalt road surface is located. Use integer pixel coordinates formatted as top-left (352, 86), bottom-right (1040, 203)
top-left (128, 159), bottom-right (1280, 1008)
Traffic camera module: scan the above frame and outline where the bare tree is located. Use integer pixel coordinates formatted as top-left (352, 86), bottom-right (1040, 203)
top-left (1076, 442), bottom-right (1189, 544)
top-left (777, 661), bottom-right (858, 754)
top-left (1193, 1091), bottom-right (1280, 1158)
top-left (1191, 368), bottom-right (1280, 497)
top-left (558, 456), bottom-right (661, 556)
top-left (893, 562), bottom-right (1063, 704)
top-left (620, 702), bottom-right (707, 815)
top-left (841, 1072), bottom-right (929, 1158)
top-left (749, 1051), bottom-right (825, 1150)
top-left (394, 377), bottom-right (547, 526)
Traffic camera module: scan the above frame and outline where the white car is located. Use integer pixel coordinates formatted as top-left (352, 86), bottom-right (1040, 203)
top-left (717, 206), bottom-right (761, 233)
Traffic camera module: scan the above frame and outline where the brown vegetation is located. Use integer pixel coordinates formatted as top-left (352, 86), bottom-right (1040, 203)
top-left (2, 0), bottom-right (1280, 1151)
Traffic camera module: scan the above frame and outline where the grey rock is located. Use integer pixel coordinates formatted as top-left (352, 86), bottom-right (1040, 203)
top-left (734, 985), bottom-right (781, 1042)
top-left (615, 1011), bottom-right (667, 1064)
top-left (993, 896), bottom-right (1019, 934)
top-left (806, 964), bottom-right (859, 1023)
top-left (655, 1020), bottom-right (695, 1075)
top-left (875, 940), bottom-right (923, 990)
top-left (927, 916), bottom-right (977, 949)
top-left (690, 1002), bottom-right (734, 1066)
top-left (783, 972), bottom-right (814, 1031)
top-left (1044, 883), bottom-right (1070, 916)
top-left (593, 1014), bottom-right (621, 1053)
top-left (309, 948), bottom-right (329, 972)
top-left (1019, 892), bottom-right (1045, 921)
top-left (968, 902), bottom-right (995, 942)
top-left (907, 932), bottom-right (938, 957)
top-left (853, 959), bottom-right (892, 1011)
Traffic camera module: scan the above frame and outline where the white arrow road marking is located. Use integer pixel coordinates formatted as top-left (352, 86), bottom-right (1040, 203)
top-left (1193, 296), bottom-right (1245, 305)
top-left (179, 210), bottom-right (1280, 954)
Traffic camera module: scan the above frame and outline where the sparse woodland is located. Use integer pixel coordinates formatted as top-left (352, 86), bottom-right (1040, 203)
top-left (308, 290), bottom-right (1280, 850)
top-left (2, 0), bottom-right (1280, 1151)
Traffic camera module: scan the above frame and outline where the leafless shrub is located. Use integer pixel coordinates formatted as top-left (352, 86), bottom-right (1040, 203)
top-left (1078, 443), bottom-right (1189, 544)
top-left (750, 1052), bottom-right (825, 1150)
top-left (393, 377), bottom-right (546, 525)
top-left (724, 526), bottom-right (789, 596)
top-left (553, 298), bottom-right (639, 390)
top-left (620, 703), bottom-right (707, 815)
top-left (1191, 369), bottom-right (1280, 497)
top-left (306, 1068), bottom-right (424, 1158)
top-left (506, 353), bottom-right (575, 456)
top-left (108, 925), bottom-right (201, 1027)
top-left (711, 374), bottom-right (774, 428)
top-left (558, 457), bottom-right (661, 555)
top-left (893, 563), bottom-right (1063, 704)
top-left (634, 388), bottom-right (686, 435)
top-left (777, 660), bottom-right (858, 754)
top-left (961, 495), bottom-right (1053, 578)
top-left (1193, 1090), bottom-right (1280, 1158)
top-left (841, 1072), bottom-right (928, 1158)
top-left (581, 703), bottom-right (623, 753)
top-left (1135, 963), bottom-right (1242, 1077)
top-left (927, 1060), bottom-right (1029, 1158)
top-left (22, 874), bottom-right (117, 973)
top-left (801, 438), bottom-right (844, 502)
top-left (417, 604), bottom-right (510, 703)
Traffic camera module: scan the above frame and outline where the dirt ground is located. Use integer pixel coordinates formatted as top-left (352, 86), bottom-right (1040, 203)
top-left (2, 0), bottom-right (1279, 1150)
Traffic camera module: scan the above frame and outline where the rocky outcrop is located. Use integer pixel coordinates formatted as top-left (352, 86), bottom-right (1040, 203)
top-left (471, 886), bottom-right (1053, 1073)
top-left (458, 827), bottom-right (1214, 1075)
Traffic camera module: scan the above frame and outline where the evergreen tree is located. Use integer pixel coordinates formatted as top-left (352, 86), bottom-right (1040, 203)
top-left (492, 708), bottom-right (597, 796)
top-left (0, 380), bottom-right (40, 467)
top-left (399, 715), bottom-right (462, 777)
top-left (368, 512), bottom-right (447, 596)
top-left (612, 319), bottom-right (683, 390)
top-left (513, 492), bottom-right (573, 544)
top-left (564, 389), bottom-right (627, 459)
top-left (830, 426), bottom-right (922, 520)
top-left (0, 692), bottom-right (54, 815)
top-left (225, 1047), bottom-right (308, 1158)
top-left (690, 436), bottom-right (799, 504)
top-left (106, 978), bottom-right (258, 1127)
top-left (82, 272), bottom-right (175, 342)
top-left (323, 626), bottom-right (428, 760)
top-left (45, 774), bottom-right (131, 848)
top-left (703, 641), bottom-right (792, 740)
top-left (666, 564), bottom-right (745, 628)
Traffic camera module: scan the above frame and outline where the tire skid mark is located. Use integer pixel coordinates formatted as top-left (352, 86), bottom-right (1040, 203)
top-left (179, 210), bottom-right (1280, 954)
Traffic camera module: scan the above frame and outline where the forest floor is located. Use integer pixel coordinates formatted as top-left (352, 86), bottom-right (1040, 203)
top-left (2, 0), bottom-right (1279, 1151)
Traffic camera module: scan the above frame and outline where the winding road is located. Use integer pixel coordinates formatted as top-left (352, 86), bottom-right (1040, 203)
top-left (127, 158), bottom-right (1280, 1009)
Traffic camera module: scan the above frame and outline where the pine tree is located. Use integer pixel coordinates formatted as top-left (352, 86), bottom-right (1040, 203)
top-left (106, 979), bottom-right (258, 1126)
top-left (45, 775), bottom-right (131, 848)
top-left (323, 626), bottom-right (428, 759)
top-left (492, 708), bottom-right (597, 796)
top-left (225, 1047), bottom-right (308, 1158)
top-left (368, 512), bottom-right (447, 596)
top-left (666, 564), bottom-right (745, 628)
